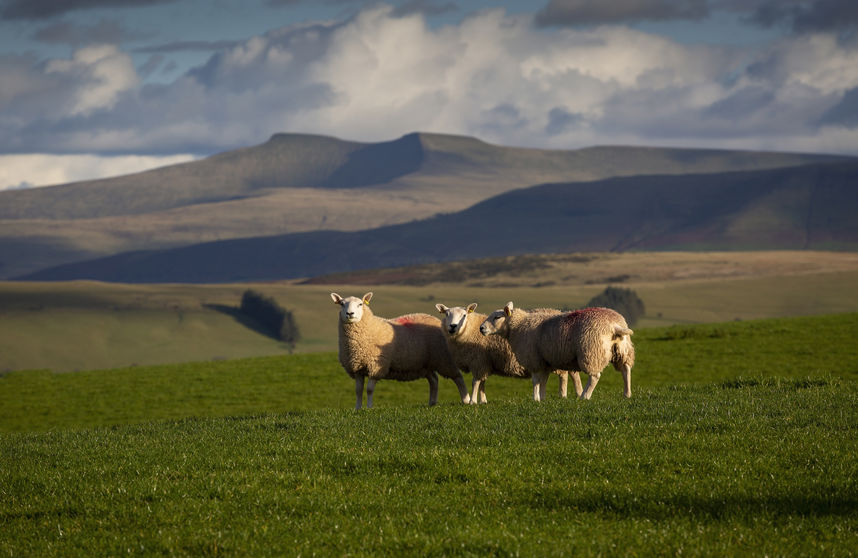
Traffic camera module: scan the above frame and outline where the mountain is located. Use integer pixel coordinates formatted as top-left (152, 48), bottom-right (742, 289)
top-left (0, 131), bottom-right (848, 279)
top-left (21, 160), bottom-right (858, 283)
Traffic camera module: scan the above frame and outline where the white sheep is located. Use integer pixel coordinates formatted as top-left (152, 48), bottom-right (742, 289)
top-left (331, 292), bottom-right (471, 409)
top-left (436, 302), bottom-right (582, 403)
top-left (479, 302), bottom-right (635, 400)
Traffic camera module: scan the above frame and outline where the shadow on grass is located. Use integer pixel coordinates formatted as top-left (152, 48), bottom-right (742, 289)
top-left (520, 490), bottom-right (858, 520)
top-left (204, 304), bottom-right (280, 341)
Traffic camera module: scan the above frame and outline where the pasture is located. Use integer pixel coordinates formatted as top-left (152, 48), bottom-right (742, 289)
top-left (1, 313), bottom-right (857, 555)
top-left (2, 250), bottom-right (858, 373)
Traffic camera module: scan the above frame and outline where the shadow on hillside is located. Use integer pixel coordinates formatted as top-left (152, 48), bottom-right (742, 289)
top-left (204, 304), bottom-right (280, 341)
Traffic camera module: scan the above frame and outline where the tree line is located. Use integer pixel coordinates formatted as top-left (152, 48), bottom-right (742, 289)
top-left (240, 290), bottom-right (300, 348)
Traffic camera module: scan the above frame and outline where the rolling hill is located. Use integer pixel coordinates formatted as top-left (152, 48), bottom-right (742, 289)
top-left (0, 131), bottom-right (849, 279)
top-left (20, 160), bottom-right (858, 283)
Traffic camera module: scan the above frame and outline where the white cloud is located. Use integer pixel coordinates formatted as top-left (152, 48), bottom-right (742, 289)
top-left (41, 44), bottom-right (137, 116)
top-left (1, 2), bottom-right (858, 163)
top-left (0, 153), bottom-right (197, 190)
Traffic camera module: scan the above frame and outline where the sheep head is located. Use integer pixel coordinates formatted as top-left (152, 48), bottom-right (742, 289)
top-left (331, 292), bottom-right (373, 324)
top-left (436, 302), bottom-right (478, 337)
top-left (479, 301), bottom-right (514, 337)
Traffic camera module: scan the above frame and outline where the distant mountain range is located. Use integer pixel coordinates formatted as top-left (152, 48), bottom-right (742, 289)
top-left (1, 131), bottom-right (855, 281)
top-left (18, 157), bottom-right (858, 283)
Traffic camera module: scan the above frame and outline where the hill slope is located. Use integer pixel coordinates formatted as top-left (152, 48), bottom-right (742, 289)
top-left (0, 132), bottom-right (849, 278)
top-left (22, 160), bottom-right (858, 283)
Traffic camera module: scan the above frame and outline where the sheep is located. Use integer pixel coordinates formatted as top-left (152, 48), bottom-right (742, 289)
top-left (331, 292), bottom-right (471, 409)
top-left (435, 302), bottom-right (582, 403)
top-left (479, 302), bottom-right (635, 400)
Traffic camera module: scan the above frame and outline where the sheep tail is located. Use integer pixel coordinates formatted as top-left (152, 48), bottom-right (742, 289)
top-left (613, 325), bottom-right (633, 339)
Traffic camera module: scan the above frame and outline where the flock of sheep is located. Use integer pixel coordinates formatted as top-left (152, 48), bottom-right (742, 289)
top-left (331, 292), bottom-right (635, 409)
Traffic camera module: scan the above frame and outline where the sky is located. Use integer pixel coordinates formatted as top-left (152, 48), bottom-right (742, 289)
top-left (1, 0), bottom-right (857, 190)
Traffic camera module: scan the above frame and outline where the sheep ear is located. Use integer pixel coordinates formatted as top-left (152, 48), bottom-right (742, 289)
top-left (467, 303), bottom-right (478, 313)
top-left (435, 303), bottom-right (449, 314)
top-left (362, 292), bottom-right (373, 305)
top-left (331, 293), bottom-right (343, 305)
top-left (504, 301), bottom-right (514, 317)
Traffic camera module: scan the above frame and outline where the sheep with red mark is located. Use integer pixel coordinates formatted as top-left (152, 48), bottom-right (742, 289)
top-left (479, 303), bottom-right (635, 400)
top-left (331, 292), bottom-right (471, 409)
top-left (436, 302), bottom-right (581, 403)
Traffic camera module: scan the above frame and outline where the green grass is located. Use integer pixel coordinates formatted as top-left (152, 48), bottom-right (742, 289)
top-left (4, 256), bottom-right (858, 373)
top-left (1, 383), bottom-right (856, 556)
top-left (1, 314), bottom-right (857, 555)
top-left (2, 312), bottom-right (857, 433)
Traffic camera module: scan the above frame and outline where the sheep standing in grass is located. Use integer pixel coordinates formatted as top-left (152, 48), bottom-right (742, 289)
top-left (480, 302), bottom-right (635, 400)
top-left (331, 292), bottom-right (471, 409)
top-left (436, 303), bottom-right (582, 403)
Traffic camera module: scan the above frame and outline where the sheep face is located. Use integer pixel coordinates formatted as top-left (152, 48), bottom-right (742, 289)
top-left (331, 292), bottom-right (373, 324)
top-left (436, 303), bottom-right (478, 337)
top-left (479, 301), bottom-right (514, 337)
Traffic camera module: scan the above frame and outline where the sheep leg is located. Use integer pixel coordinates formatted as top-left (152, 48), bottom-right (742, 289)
top-left (354, 376), bottom-right (365, 410)
top-left (366, 378), bottom-right (377, 409)
top-left (470, 377), bottom-right (482, 405)
top-left (532, 372), bottom-right (549, 402)
top-left (427, 372), bottom-right (439, 406)
top-left (479, 381), bottom-right (487, 404)
top-left (621, 363), bottom-right (632, 399)
top-left (580, 371), bottom-right (602, 400)
top-left (451, 374), bottom-right (471, 404)
top-left (571, 371), bottom-right (584, 397)
top-left (558, 371), bottom-right (568, 398)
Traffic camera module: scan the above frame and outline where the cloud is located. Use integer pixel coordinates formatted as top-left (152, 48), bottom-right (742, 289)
top-left (391, 0), bottom-right (458, 18)
top-left (819, 86), bottom-right (858, 128)
top-left (0, 153), bottom-right (196, 190)
top-left (1, 2), bottom-right (858, 160)
top-left (536, 0), bottom-right (709, 27)
top-left (742, 0), bottom-right (858, 34)
top-left (31, 18), bottom-right (152, 46)
top-left (0, 44), bottom-right (137, 142)
top-left (44, 44), bottom-right (139, 115)
top-left (0, 0), bottom-right (177, 20)
top-left (134, 39), bottom-right (244, 54)
top-left (535, 1), bottom-right (858, 36)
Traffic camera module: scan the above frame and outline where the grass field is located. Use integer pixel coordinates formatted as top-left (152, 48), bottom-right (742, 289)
top-left (1, 314), bottom-right (856, 555)
top-left (3, 251), bottom-right (858, 373)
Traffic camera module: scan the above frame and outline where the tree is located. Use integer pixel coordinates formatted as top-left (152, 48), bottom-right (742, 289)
top-left (240, 290), bottom-right (301, 348)
top-left (585, 286), bottom-right (645, 327)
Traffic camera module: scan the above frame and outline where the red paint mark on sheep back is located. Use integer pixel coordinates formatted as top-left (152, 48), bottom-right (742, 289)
top-left (393, 317), bottom-right (414, 327)
top-left (564, 309), bottom-right (594, 320)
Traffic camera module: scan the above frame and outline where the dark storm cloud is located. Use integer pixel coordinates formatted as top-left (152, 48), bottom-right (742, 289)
top-left (134, 40), bottom-right (243, 54)
top-left (32, 18), bottom-right (152, 46)
top-left (535, 0), bottom-right (708, 27)
top-left (819, 87), bottom-right (858, 128)
top-left (545, 107), bottom-right (584, 136)
top-left (0, 0), bottom-right (177, 20)
top-left (0, 21), bottom-right (343, 155)
top-left (536, 0), bottom-right (857, 35)
top-left (744, 0), bottom-right (858, 34)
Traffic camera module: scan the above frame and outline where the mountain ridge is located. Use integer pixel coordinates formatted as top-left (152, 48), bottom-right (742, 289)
top-left (1, 131), bottom-right (854, 279)
top-left (20, 159), bottom-right (858, 283)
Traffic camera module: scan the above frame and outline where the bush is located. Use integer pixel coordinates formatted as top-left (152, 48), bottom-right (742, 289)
top-left (240, 290), bottom-right (301, 347)
top-left (585, 286), bottom-right (645, 327)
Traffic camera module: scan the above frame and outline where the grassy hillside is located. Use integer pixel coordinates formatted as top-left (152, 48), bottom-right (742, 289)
top-left (1, 132), bottom-right (850, 278)
top-left (1, 315), bottom-right (856, 555)
top-left (3, 251), bottom-right (858, 372)
top-left (25, 160), bottom-right (858, 283)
